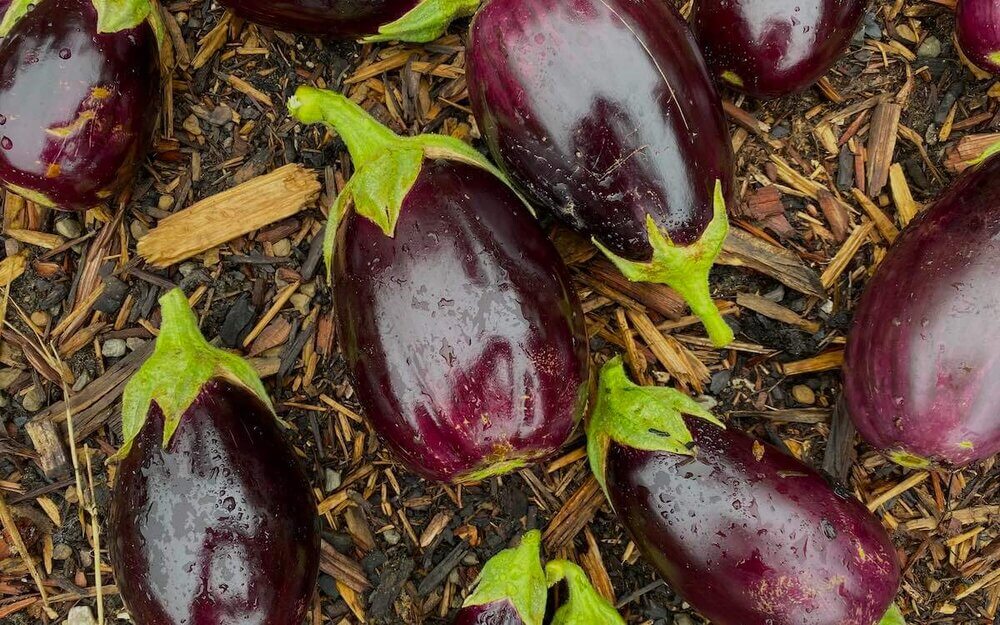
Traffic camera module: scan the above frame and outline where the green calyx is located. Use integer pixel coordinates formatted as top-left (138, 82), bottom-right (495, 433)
top-left (0, 0), bottom-right (163, 45)
top-left (364, 0), bottom-right (480, 43)
top-left (887, 449), bottom-right (932, 470)
top-left (457, 457), bottom-right (528, 484)
top-left (114, 289), bottom-right (272, 460)
top-left (286, 85), bottom-right (516, 278)
top-left (879, 603), bottom-right (907, 625)
top-left (545, 560), bottom-right (626, 625)
top-left (594, 180), bottom-right (733, 347)
top-left (586, 356), bottom-right (724, 495)
top-left (463, 530), bottom-right (546, 625)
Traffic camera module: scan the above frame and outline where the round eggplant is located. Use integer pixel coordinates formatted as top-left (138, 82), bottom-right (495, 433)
top-left (288, 87), bottom-right (589, 483)
top-left (0, 0), bottom-right (160, 211)
top-left (465, 0), bottom-right (736, 347)
top-left (690, 0), bottom-right (866, 98)
top-left (216, 0), bottom-right (478, 42)
top-left (844, 150), bottom-right (1000, 468)
top-left (588, 358), bottom-right (904, 625)
top-left (957, 0), bottom-right (1000, 75)
top-left (109, 289), bottom-right (320, 625)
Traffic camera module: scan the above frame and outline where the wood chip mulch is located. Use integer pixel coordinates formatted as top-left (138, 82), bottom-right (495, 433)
top-left (1, 0), bottom-right (1000, 623)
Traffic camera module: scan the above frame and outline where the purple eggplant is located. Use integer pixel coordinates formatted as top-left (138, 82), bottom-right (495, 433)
top-left (957, 0), bottom-right (1000, 75)
top-left (288, 87), bottom-right (589, 483)
top-left (216, 0), bottom-right (478, 42)
top-left (844, 150), bottom-right (1000, 468)
top-left (0, 0), bottom-right (161, 211)
top-left (587, 357), bottom-right (904, 625)
top-left (690, 0), bottom-right (866, 99)
top-left (109, 289), bottom-right (320, 625)
top-left (464, 0), bottom-right (736, 347)
top-left (451, 530), bottom-right (626, 625)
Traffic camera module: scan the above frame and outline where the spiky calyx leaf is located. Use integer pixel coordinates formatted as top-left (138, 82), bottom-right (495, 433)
top-left (545, 560), bottom-right (626, 625)
top-left (595, 180), bottom-right (733, 347)
top-left (879, 603), bottom-right (907, 625)
top-left (286, 85), bottom-right (520, 278)
top-left (463, 530), bottom-right (546, 625)
top-left (586, 357), bottom-right (724, 495)
top-left (364, 0), bottom-right (480, 43)
top-left (0, 0), bottom-right (163, 44)
top-left (114, 289), bottom-right (272, 460)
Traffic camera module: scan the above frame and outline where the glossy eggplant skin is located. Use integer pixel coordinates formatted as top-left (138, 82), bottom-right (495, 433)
top-left (466, 0), bottom-right (733, 261)
top-left (334, 159), bottom-right (589, 483)
top-left (0, 0), bottom-right (160, 211)
top-left (216, 0), bottom-right (417, 36)
top-left (109, 379), bottom-right (320, 625)
top-left (690, 0), bottom-right (866, 99)
top-left (844, 156), bottom-right (1000, 467)
top-left (957, 0), bottom-right (1000, 75)
top-left (452, 600), bottom-right (523, 624)
top-left (606, 418), bottom-right (900, 625)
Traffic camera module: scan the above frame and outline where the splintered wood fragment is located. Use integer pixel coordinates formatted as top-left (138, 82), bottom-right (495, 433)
top-left (627, 309), bottom-right (709, 392)
top-left (138, 165), bottom-right (320, 267)
top-left (943, 133), bottom-right (1000, 174)
top-left (24, 418), bottom-right (68, 478)
top-left (742, 186), bottom-right (785, 220)
top-left (780, 350), bottom-right (844, 376)
top-left (543, 476), bottom-right (606, 552)
top-left (320, 540), bottom-right (370, 592)
top-left (821, 220), bottom-right (874, 289)
top-left (243, 282), bottom-right (300, 347)
top-left (817, 189), bottom-right (849, 242)
top-left (191, 12), bottom-right (231, 69)
top-left (889, 164), bottom-right (921, 227)
top-left (225, 74), bottom-right (274, 108)
top-left (866, 471), bottom-right (929, 512)
top-left (816, 77), bottom-right (844, 103)
top-left (0, 252), bottom-right (26, 287)
top-left (5, 228), bottom-right (64, 249)
top-left (719, 228), bottom-right (825, 298)
top-left (865, 101), bottom-right (901, 196)
top-left (813, 122), bottom-right (840, 155)
top-left (581, 528), bottom-right (616, 602)
top-left (851, 188), bottom-right (899, 243)
top-left (736, 293), bottom-right (821, 333)
top-left (347, 50), bottom-right (419, 84)
top-left (955, 568), bottom-right (1000, 600)
top-left (770, 155), bottom-right (825, 198)
top-left (730, 408), bottom-right (831, 424)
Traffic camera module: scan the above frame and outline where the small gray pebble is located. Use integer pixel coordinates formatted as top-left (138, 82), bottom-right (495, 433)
top-left (102, 338), bottom-right (128, 358)
top-left (55, 218), bottom-right (82, 239)
top-left (383, 529), bottom-right (402, 545)
top-left (917, 35), bottom-right (941, 59)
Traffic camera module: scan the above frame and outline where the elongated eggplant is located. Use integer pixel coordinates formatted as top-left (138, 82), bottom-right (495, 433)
top-left (452, 530), bottom-right (626, 625)
top-left (463, 0), bottom-right (735, 346)
top-left (690, 0), bottom-right (866, 98)
top-left (587, 358), bottom-right (904, 625)
top-left (844, 150), bottom-right (1000, 468)
top-left (109, 289), bottom-right (320, 625)
top-left (0, 0), bottom-right (161, 211)
top-left (957, 0), bottom-right (1000, 75)
top-left (216, 0), bottom-right (478, 42)
top-left (288, 87), bottom-right (589, 483)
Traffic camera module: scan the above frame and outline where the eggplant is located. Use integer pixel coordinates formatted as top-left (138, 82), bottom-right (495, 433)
top-left (690, 0), bottom-right (866, 98)
top-left (587, 357), bottom-right (904, 625)
top-left (109, 289), bottom-right (320, 625)
top-left (215, 0), bottom-right (478, 42)
top-left (957, 0), bottom-right (1000, 75)
top-left (464, 0), bottom-right (736, 347)
top-left (452, 530), bottom-right (546, 625)
top-left (0, 0), bottom-right (161, 211)
top-left (452, 530), bottom-right (626, 625)
top-left (288, 87), bottom-right (589, 483)
top-left (843, 151), bottom-right (1000, 468)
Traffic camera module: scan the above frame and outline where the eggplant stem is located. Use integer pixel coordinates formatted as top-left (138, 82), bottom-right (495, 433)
top-left (594, 180), bottom-right (734, 348)
top-left (545, 560), bottom-right (626, 625)
top-left (586, 357), bottom-right (724, 495)
top-left (364, 0), bottom-right (481, 43)
top-left (287, 85), bottom-right (521, 277)
top-left (114, 289), bottom-right (271, 460)
top-left (463, 530), bottom-right (547, 625)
